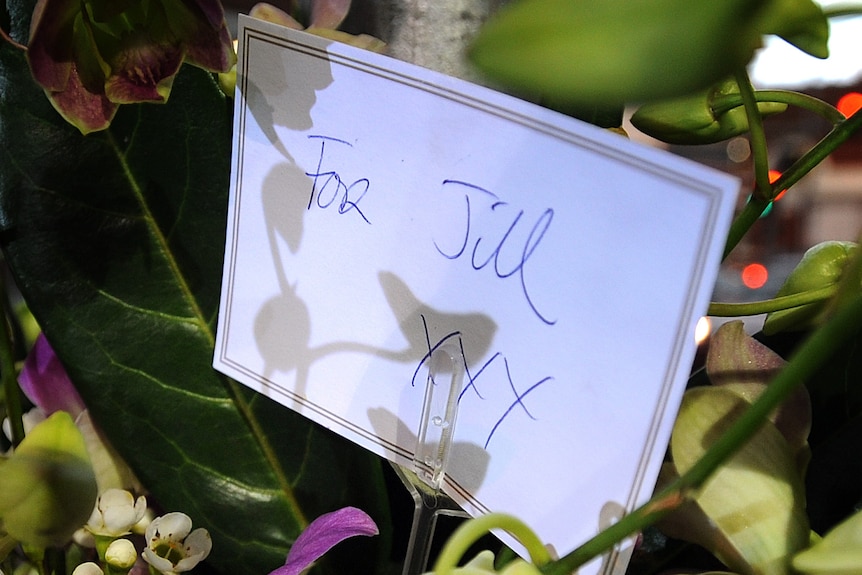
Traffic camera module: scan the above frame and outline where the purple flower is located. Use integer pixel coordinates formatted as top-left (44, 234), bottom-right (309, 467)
top-left (18, 332), bottom-right (85, 418)
top-left (26, 0), bottom-right (236, 134)
top-left (269, 507), bottom-right (379, 575)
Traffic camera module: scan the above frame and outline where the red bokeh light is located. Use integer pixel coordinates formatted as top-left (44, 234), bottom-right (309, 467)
top-left (741, 263), bottom-right (769, 289)
top-left (837, 92), bottom-right (862, 118)
top-left (768, 169), bottom-right (786, 201)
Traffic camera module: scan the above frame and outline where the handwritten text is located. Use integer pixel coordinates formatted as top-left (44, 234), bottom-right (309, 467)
top-left (434, 180), bottom-right (555, 325)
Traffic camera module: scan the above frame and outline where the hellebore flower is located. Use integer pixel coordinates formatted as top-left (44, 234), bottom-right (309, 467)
top-left (143, 512), bottom-right (212, 575)
top-left (26, 0), bottom-right (236, 134)
top-left (268, 507), bottom-right (379, 575)
top-left (86, 488), bottom-right (148, 537)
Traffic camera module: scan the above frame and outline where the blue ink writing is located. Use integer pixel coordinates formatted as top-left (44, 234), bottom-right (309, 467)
top-left (434, 180), bottom-right (555, 325)
top-left (306, 135), bottom-right (371, 224)
top-left (413, 315), bottom-right (553, 449)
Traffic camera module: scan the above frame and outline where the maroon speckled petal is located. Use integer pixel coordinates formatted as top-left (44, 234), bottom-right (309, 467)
top-left (26, 0), bottom-right (79, 91)
top-left (104, 37), bottom-right (184, 103)
top-left (46, 58), bottom-right (117, 134)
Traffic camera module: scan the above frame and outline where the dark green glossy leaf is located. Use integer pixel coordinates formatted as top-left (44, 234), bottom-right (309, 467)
top-left (0, 7), bottom-right (389, 574)
top-left (469, 0), bottom-right (767, 106)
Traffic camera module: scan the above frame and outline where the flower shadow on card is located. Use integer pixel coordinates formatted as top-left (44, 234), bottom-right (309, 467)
top-left (253, 270), bottom-right (497, 413)
top-left (241, 33), bottom-right (335, 156)
top-left (367, 407), bottom-right (490, 495)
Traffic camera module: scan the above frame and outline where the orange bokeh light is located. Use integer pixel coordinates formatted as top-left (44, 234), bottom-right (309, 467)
top-left (742, 263), bottom-right (769, 289)
top-left (837, 92), bottom-right (862, 118)
top-left (768, 169), bottom-right (786, 201)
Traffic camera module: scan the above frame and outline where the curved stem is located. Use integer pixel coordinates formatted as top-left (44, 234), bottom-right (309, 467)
top-left (707, 285), bottom-right (836, 316)
top-left (0, 24), bottom-right (27, 51)
top-left (712, 90), bottom-right (845, 125)
top-left (541, 293), bottom-right (862, 575)
top-left (735, 69), bottom-right (771, 200)
top-left (433, 513), bottom-right (551, 574)
top-left (0, 271), bottom-right (24, 447)
top-left (724, 107), bottom-right (862, 259)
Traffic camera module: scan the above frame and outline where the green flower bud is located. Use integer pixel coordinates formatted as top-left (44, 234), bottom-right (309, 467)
top-left (764, 241), bottom-right (859, 335)
top-left (72, 563), bottom-right (104, 575)
top-left (0, 411), bottom-right (98, 548)
top-left (631, 78), bottom-right (787, 145)
top-left (105, 538), bottom-right (138, 571)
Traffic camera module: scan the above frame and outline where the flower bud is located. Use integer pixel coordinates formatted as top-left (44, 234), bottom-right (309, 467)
top-left (764, 241), bottom-right (859, 334)
top-left (631, 78), bottom-right (787, 145)
top-left (105, 538), bottom-right (138, 571)
top-left (0, 411), bottom-right (98, 548)
top-left (72, 563), bottom-right (104, 575)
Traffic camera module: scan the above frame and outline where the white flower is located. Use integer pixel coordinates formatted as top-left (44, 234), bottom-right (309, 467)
top-left (86, 489), bottom-right (147, 537)
top-left (143, 512), bottom-right (212, 575)
top-left (71, 563), bottom-right (104, 575)
top-left (105, 538), bottom-right (138, 570)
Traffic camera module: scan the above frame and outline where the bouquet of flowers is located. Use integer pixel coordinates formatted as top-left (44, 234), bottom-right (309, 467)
top-left (2, 1), bottom-right (862, 574)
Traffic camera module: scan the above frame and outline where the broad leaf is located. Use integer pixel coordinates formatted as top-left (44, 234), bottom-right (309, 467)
top-left (0, 4), bottom-right (389, 574)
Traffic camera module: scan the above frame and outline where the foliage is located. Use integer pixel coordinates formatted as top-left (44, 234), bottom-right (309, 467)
top-left (0, 1), bottom-right (389, 574)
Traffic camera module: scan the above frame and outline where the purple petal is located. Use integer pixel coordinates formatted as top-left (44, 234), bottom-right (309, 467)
top-left (26, 0), bottom-right (79, 91)
top-left (168, 0), bottom-right (236, 73)
top-left (181, 20), bottom-right (236, 73)
top-left (269, 507), bottom-right (378, 575)
top-left (18, 333), bottom-right (86, 417)
top-left (310, 0), bottom-right (352, 30)
top-left (183, 0), bottom-right (228, 30)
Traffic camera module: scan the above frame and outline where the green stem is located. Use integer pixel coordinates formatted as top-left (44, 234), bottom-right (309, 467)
top-left (541, 293), bottom-right (862, 575)
top-left (433, 513), bottom-right (551, 574)
top-left (0, 271), bottom-right (24, 447)
top-left (707, 285), bottom-right (836, 316)
top-left (723, 107), bottom-right (862, 259)
top-left (712, 90), bottom-right (845, 125)
top-left (735, 69), bottom-right (771, 200)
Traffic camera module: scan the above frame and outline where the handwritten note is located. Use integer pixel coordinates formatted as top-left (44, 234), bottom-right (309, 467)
top-left (215, 15), bottom-right (739, 573)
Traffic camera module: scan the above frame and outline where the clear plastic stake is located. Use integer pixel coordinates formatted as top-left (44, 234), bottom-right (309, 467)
top-left (395, 342), bottom-right (469, 575)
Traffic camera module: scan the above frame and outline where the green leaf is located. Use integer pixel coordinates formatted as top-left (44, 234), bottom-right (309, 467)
top-left (468, 0), bottom-right (768, 106)
top-left (0, 14), bottom-right (389, 575)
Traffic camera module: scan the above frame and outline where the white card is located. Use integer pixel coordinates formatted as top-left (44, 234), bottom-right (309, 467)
top-left (215, 15), bottom-right (738, 572)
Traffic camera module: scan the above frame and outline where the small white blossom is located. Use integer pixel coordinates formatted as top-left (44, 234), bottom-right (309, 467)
top-left (73, 526), bottom-right (96, 548)
top-left (72, 563), bottom-right (104, 575)
top-left (105, 538), bottom-right (138, 570)
top-left (143, 512), bottom-right (212, 575)
top-left (86, 489), bottom-right (147, 537)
